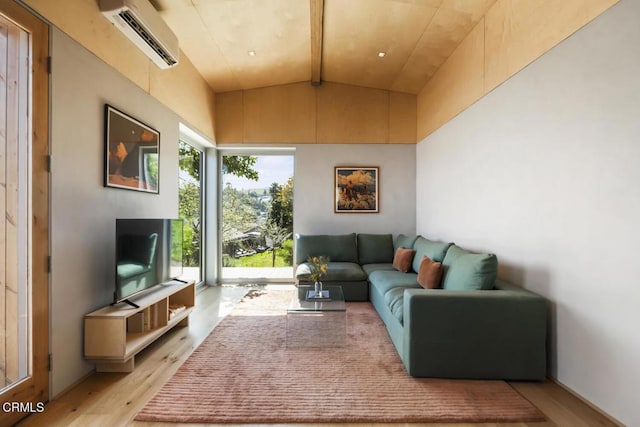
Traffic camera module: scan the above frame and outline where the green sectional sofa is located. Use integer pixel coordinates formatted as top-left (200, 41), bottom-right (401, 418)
top-left (294, 233), bottom-right (547, 380)
top-left (295, 233), bottom-right (371, 301)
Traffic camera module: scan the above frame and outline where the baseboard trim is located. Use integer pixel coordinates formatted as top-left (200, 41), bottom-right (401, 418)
top-left (549, 376), bottom-right (624, 426)
top-left (50, 368), bottom-right (96, 401)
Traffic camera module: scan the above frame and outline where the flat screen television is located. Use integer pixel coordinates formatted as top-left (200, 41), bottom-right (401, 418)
top-left (114, 218), bottom-right (184, 307)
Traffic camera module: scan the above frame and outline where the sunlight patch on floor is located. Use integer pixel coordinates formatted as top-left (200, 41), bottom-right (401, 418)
top-left (217, 285), bottom-right (251, 317)
top-left (216, 283), bottom-right (296, 317)
top-left (265, 284), bottom-right (296, 291)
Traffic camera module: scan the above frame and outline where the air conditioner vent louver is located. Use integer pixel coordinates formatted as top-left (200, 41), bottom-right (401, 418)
top-left (118, 10), bottom-right (177, 67)
top-left (100, 0), bottom-right (179, 69)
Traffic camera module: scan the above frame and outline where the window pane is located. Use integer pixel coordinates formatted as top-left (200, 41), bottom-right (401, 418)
top-left (0, 15), bottom-right (31, 392)
top-left (178, 141), bottom-right (203, 282)
top-left (220, 154), bottom-right (294, 282)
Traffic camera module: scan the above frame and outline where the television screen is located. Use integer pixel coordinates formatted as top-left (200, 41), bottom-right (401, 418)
top-left (115, 218), bottom-right (184, 304)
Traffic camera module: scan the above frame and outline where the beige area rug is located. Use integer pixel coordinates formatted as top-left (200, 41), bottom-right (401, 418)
top-left (135, 290), bottom-right (545, 424)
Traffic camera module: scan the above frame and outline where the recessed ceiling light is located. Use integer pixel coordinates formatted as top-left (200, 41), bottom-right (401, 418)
top-left (248, 50), bottom-right (256, 57)
top-left (378, 51), bottom-right (387, 58)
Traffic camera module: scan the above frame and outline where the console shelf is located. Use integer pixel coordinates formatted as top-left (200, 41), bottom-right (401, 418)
top-left (84, 281), bottom-right (195, 372)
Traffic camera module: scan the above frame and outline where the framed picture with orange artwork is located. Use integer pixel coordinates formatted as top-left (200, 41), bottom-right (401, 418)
top-left (334, 166), bottom-right (379, 213)
top-left (104, 104), bottom-right (160, 194)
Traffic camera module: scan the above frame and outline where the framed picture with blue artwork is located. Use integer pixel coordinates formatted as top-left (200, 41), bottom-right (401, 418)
top-left (334, 166), bottom-right (379, 213)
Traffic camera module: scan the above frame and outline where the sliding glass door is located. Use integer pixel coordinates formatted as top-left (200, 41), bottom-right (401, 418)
top-left (219, 151), bottom-right (294, 283)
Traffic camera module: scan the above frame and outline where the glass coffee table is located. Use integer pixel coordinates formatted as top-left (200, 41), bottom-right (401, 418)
top-left (286, 285), bottom-right (346, 347)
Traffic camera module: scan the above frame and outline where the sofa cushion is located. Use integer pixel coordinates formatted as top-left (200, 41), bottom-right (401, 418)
top-left (412, 237), bottom-right (453, 272)
top-left (417, 255), bottom-right (443, 289)
top-left (368, 270), bottom-right (421, 295)
top-left (384, 287), bottom-right (406, 323)
top-left (294, 233), bottom-right (358, 264)
top-left (392, 248), bottom-right (415, 273)
top-left (441, 245), bottom-right (497, 290)
top-left (295, 261), bottom-right (367, 282)
top-left (361, 263), bottom-right (395, 275)
top-left (395, 234), bottom-right (419, 251)
top-left (357, 233), bottom-right (394, 264)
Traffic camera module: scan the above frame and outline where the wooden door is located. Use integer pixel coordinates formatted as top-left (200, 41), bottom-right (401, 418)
top-left (0, 2), bottom-right (49, 426)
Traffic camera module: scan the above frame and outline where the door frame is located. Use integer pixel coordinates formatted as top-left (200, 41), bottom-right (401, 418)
top-left (178, 123), bottom-right (215, 287)
top-left (0, 2), bottom-right (49, 426)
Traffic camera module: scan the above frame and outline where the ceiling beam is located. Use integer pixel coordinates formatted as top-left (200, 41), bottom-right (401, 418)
top-left (310, 0), bottom-right (324, 86)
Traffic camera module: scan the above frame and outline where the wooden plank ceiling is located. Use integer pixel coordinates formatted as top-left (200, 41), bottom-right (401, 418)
top-left (155, 0), bottom-right (496, 94)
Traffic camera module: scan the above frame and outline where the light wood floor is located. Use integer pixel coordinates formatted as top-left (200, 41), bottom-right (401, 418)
top-left (17, 285), bottom-right (619, 427)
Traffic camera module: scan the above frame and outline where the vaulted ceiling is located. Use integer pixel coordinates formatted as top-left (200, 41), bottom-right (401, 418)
top-left (154, 0), bottom-right (496, 94)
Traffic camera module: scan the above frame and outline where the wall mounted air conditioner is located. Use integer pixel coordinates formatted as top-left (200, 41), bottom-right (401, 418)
top-left (99, 0), bottom-right (179, 69)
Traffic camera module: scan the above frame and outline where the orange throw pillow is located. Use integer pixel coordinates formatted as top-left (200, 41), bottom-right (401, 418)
top-left (392, 248), bottom-right (415, 273)
top-left (417, 255), bottom-right (443, 289)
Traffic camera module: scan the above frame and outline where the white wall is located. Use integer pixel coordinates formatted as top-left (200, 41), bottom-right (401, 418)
top-left (294, 144), bottom-right (416, 237)
top-left (415, 1), bottom-right (638, 424)
top-left (51, 29), bottom-right (181, 396)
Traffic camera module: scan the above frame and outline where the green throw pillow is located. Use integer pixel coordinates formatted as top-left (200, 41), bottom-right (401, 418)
top-left (441, 245), bottom-right (497, 291)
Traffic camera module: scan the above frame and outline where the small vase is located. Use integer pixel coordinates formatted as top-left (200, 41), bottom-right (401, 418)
top-left (314, 281), bottom-right (323, 297)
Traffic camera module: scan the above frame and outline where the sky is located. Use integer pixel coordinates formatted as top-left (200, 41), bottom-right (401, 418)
top-left (223, 155), bottom-right (294, 190)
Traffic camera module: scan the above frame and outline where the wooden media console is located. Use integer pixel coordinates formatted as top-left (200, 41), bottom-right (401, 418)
top-left (84, 280), bottom-right (195, 372)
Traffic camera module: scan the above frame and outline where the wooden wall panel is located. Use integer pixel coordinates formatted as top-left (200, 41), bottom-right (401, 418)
top-left (23, 0), bottom-right (149, 90)
top-left (158, 0), bottom-right (240, 93)
top-left (391, 0), bottom-right (495, 94)
top-left (215, 91), bottom-right (244, 143)
top-left (149, 53), bottom-right (216, 139)
top-left (417, 20), bottom-right (484, 139)
top-left (316, 83), bottom-right (389, 143)
top-left (23, 0), bottom-right (217, 141)
top-left (215, 82), bottom-right (416, 144)
top-left (322, 0), bottom-right (438, 91)
top-left (417, 0), bottom-right (618, 141)
top-left (243, 83), bottom-right (316, 143)
top-left (389, 91), bottom-right (416, 143)
top-left (187, 0), bottom-right (310, 91)
top-left (484, 0), bottom-right (619, 93)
